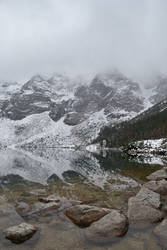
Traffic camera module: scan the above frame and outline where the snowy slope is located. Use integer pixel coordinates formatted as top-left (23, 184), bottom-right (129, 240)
top-left (0, 71), bottom-right (167, 148)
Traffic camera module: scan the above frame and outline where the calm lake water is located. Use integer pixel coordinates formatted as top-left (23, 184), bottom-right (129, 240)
top-left (0, 148), bottom-right (166, 250)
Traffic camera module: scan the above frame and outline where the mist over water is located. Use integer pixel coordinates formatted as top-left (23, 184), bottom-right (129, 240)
top-left (0, 0), bottom-right (167, 83)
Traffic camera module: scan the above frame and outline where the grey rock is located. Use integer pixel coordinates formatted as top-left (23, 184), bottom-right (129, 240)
top-left (135, 187), bottom-right (161, 209)
top-left (49, 102), bottom-right (66, 122)
top-left (154, 219), bottom-right (167, 244)
top-left (144, 179), bottom-right (167, 195)
top-left (85, 210), bottom-right (128, 243)
top-left (28, 202), bottom-right (60, 216)
top-left (3, 92), bottom-right (51, 120)
top-left (38, 194), bottom-right (81, 211)
top-left (64, 112), bottom-right (84, 126)
top-left (0, 205), bottom-right (23, 230)
top-left (150, 76), bottom-right (167, 104)
top-left (128, 197), bottom-right (163, 226)
top-left (147, 169), bottom-right (167, 181)
top-left (38, 194), bottom-right (61, 203)
top-left (16, 202), bottom-right (30, 216)
top-left (64, 205), bottom-right (111, 226)
top-left (4, 223), bottom-right (37, 243)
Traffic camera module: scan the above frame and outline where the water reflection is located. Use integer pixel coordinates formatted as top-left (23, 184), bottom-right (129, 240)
top-left (0, 148), bottom-right (165, 250)
top-left (0, 148), bottom-right (163, 188)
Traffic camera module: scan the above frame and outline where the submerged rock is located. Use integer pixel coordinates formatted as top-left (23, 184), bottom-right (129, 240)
top-left (16, 202), bottom-right (30, 216)
top-left (4, 223), bottom-right (37, 243)
top-left (38, 194), bottom-right (61, 203)
top-left (0, 205), bottom-right (23, 230)
top-left (85, 210), bottom-right (128, 243)
top-left (147, 169), bottom-right (167, 181)
top-left (128, 188), bottom-right (163, 226)
top-left (144, 179), bottom-right (167, 195)
top-left (27, 202), bottom-right (60, 216)
top-left (29, 189), bottom-right (46, 196)
top-left (39, 194), bottom-right (82, 211)
top-left (64, 205), bottom-right (111, 226)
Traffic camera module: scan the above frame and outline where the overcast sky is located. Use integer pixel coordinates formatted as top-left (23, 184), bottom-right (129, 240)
top-left (0, 0), bottom-right (167, 82)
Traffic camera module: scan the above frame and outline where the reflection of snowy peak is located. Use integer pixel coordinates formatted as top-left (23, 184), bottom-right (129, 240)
top-left (0, 71), bottom-right (167, 148)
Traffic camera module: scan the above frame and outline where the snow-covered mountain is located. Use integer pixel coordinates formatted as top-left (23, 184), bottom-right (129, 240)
top-left (149, 75), bottom-right (167, 104)
top-left (0, 71), bottom-right (167, 148)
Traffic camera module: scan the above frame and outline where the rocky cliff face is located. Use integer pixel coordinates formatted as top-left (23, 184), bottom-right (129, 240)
top-left (150, 75), bottom-right (167, 104)
top-left (0, 71), bottom-right (166, 148)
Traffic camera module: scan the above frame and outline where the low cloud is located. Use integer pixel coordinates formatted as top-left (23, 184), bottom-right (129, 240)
top-left (0, 0), bottom-right (167, 83)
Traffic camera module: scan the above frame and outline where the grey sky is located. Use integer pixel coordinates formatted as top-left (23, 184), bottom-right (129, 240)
top-left (0, 0), bottom-right (167, 82)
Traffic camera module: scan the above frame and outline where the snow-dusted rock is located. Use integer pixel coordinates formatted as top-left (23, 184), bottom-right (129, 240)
top-left (150, 75), bottom-right (167, 104)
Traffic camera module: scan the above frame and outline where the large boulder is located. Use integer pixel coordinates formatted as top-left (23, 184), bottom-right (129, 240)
top-left (144, 179), bottom-right (167, 195)
top-left (135, 187), bottom-right (161, 209)
top-left (128, 198), bottom-right (163, 226)
top-left (85, 210), bottom-right (128, 243)
top-left (128, 188), bottom-right (163, 226)
top-left (64, 205), bottom-right (111, 226)
top-left (153, 219), bottom-right (167, 245)
top-left (147, 169), bottom-right (167, 181)
top-left (4, 223), bottom-right (37, 243)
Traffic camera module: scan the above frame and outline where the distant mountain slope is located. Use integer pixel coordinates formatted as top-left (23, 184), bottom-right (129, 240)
top-left (0, 71), bottom-right (146, 147)
top-left (149, 75), bottom-right (167, 104)
top-left (97, 99), bottom-right (167, 147)
top-left (0, 71), bottom-right (167, 148)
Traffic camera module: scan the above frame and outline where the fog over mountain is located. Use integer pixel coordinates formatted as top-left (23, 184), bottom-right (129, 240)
top-left (0, 0), bottom-right (167, 83)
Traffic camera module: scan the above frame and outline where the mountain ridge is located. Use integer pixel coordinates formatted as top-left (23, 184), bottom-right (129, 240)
top-left (0, 71), bottom-right (167, 148)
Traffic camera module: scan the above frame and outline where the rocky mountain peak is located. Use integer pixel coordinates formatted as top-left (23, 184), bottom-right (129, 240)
top-left (0, 71), bottom-right (167, 148)
top-left (149, 75), bottom-right (167, 104)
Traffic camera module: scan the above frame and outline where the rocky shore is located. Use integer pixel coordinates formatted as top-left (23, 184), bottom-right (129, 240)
top-left (0, 167), bottom-right (167, 247)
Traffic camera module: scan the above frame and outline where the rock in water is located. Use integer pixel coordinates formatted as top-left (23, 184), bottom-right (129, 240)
top-left (64, 205), bottom-right (111, 226)
top-left (128, 188), bottom-right (163, 226)
top-left (128, 198), bottom-right (163, 226)
top-left (144, 179), bottom-right (167, 195)
top-left (135, 187), bottom-right (161, 209)
top-left (154, 219), bottom-right (167, 245)
top-left (0, 205), bottom-right (23, 230)
top-left (4, 223), bottom-right (37, 243)
top-left (85, 210), bottom-right (128, 243)
top-left (147, 169), bottom-right (167, 181)
top-left (28, 202), bottom-right (60, 216)
top-left (38, 194), bottom-right (61, 203)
